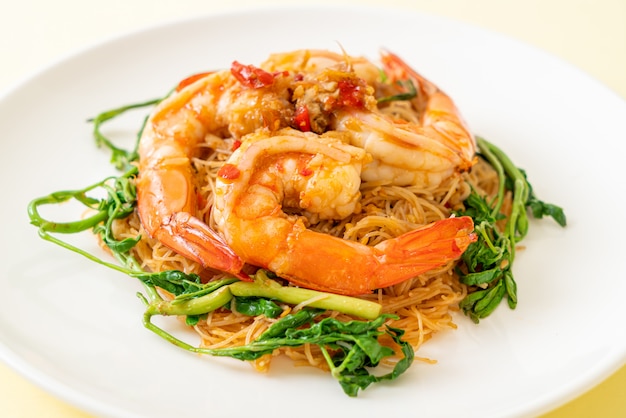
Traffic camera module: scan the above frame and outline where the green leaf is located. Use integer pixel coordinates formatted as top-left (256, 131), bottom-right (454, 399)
top-left (134, 270), bottom-right (203, 296)
top-left (528, 199), bottom-right (567, 227)
top-left (474, 280), bottom-right (506, 318)
top-left (335, 325), bottom-right (414, 396)
top-left (233, 297), bottom-right (283, 318)
top-left (460, 266), bottom-right (501, 286)
top-left (186, 314), bottom-right (203, 326)
top-left (259, 309), bottom-right (324, 341)
top-left (459, 289), bottom-right (489, 314)
top-left (504, 272), bottom-right (518, 309)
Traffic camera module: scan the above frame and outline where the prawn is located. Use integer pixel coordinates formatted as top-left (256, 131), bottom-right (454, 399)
top-left (213, 128), bottom-right (476, 296)
top-left (333, 50), bottom-right (476, 188)
top-left (136, 65), bottom-right (295, 279)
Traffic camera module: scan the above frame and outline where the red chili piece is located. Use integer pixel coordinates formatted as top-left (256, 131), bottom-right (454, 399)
top-left (297, 154), bottom-right (314, 176)
top-left (231, 140), bottom-right (242, 152)
top-left (337, 79), bottom-right (366, 109)
top-left (294, 105), bottom-right (311, 132)
top-left (231, 61), bottom-right (275, 89)
top-left (217, 163), bottom-right (241, 180)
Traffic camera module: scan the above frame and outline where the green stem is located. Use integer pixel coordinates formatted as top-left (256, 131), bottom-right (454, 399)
top-left (145, 285), bottom-right (233, 316)
top-left (143, 311), bottom-right (201, 352)
top-left (475, 221), bottom-right (501, 254)
top-left (28, 191), bottom-right (106, 234)
top-left (230, 271), bottom-right (382, 320)
top-left (35, 228), bottom-right (131, 275)
top-left (476, 137), bottom-right (532, 263)
top-left (476, 137), bottom-right (506, 218)
top-left (90, 98), bottom-right (161, 170)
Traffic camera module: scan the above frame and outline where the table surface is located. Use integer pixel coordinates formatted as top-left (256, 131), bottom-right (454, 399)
top-left (1, 0), bottom-right (624, 417)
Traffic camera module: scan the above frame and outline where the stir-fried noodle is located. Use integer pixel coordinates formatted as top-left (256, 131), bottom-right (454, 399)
top-left (113, 154), bottom-right (499, 371)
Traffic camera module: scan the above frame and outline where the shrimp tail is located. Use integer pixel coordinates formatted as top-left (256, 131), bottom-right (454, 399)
top-left (373, 216), bottom-right (476, 286)
top-left (379, 49), bottom-right (428, 88)
top-left (275, 216), bottom-right (476, 296)
top-left (153, 212), bottom-right (249, 281)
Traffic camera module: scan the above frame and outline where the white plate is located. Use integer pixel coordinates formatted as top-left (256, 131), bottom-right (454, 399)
top-left (1, 6), bottom-right (625, 418)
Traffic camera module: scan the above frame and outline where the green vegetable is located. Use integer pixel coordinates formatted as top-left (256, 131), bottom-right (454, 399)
top-left (142, 306), bottom-right (414, 397)
top-left (89, 98), bottom-right (162, 171)
top-left (232, 296), bottom-right (284, 318)
top-left (456, 137), bottom-right (566, 322)
top-left (229, 270), bottom-right (382, 319)
top-left (377, 79), bottom-right (418, 103)
top-left (135, 269), bottom-right (382, 320)
top-left (27, 167), bottom-right (143, 274)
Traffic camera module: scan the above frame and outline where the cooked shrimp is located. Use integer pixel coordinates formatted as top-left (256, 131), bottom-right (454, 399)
top-left (333, 50), bottom-right (476, 188)
top-left (381, 50), bottom-right (475, 165)
top-left (213, 128), bottom-right (476, 296)
top-left (136, 71), bottom-right (238, 277)
top-left (136, 66), bottom-right (295, 278)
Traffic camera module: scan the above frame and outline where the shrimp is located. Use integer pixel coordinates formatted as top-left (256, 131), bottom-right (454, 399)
top-left (333, 50), bottom-right (476, 188)
top-left (136, 66), bottom-right (295, 279)
top-left (213, 128), bottom-right (476, 296)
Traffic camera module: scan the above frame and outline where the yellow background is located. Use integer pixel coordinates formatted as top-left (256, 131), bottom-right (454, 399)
top-left (1, 0), bottom-right (624, 416)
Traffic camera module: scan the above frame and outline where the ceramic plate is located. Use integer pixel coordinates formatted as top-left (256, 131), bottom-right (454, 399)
top-left (1, 6), bottom-right (625, 418)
